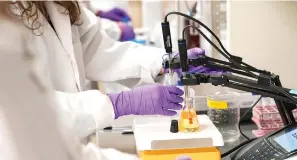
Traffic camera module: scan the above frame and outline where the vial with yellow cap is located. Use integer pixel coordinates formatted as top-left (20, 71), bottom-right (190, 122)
top-left (179, 97), bottom-right (200, 132)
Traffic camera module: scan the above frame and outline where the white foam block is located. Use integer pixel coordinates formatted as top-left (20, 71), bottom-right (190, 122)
top-left (133, 115), bottom-right (224, 151)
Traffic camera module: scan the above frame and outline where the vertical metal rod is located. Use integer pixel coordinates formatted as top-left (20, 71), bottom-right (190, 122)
top-left (184, 86), bottom-right (189, 97)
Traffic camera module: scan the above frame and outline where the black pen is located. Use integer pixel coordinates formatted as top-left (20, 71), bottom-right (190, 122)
top-left (103, 126), bottom-right (113, 130)
top-left (103, 126), bottom-right (132, 130)
top-left (121, 130), bottom-right (134, 135)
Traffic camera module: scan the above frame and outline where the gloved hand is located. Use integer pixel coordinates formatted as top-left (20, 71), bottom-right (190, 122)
top-left (175, 156), bottom-right (191, 160)
top-left (118, 22), bottom-right (135, 41)
top-left (96, 8), bottom-right (131, 22)
top-left (165, 47), bottom-right (224, 77)
top-left (108, 84), bottom-right (184, 119)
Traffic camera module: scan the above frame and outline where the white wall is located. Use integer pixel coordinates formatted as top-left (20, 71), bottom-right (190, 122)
top-left (87, 0), bottom-right (129, 11)
top-left (227, 1), bottom-right (297, 89)
top-left (141, 0), bottom-right (163, 30)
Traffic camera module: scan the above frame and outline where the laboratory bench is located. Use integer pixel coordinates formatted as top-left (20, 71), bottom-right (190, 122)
top-left (220, 121), bottom-right (257, 160)
top-left (95, 116), bottom-right (257, 160)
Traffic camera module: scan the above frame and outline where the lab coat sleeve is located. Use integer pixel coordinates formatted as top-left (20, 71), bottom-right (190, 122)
top-left (100, 18), bottom-right (122, 41)
top-left (78, 7), bottom-right (165, 88)
top-left (53, 90), bottom-right (115, 140)
top-left (80, 2), bottom-right (122, 41)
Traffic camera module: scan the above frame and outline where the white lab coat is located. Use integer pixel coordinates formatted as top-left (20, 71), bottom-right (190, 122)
top-left (0, 16), bottom-right (138, 160)
top-left (81, 1), bottom-right (143, 94)
top-left (5, 2), bottom-right (163, 158)
top-left (81, 1), bottom-right (123, 41)
top-left (0, 16), bottom-right (84, 160)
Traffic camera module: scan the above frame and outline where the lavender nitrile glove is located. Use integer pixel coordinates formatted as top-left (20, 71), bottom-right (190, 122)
top-left (97, 8), bottom-right (131, 22)
top-left (118, 22), bottom-right (135, 41)
top-left (165, 47), bottom-right (224, 77)
top-left (175, 156), bottom-right (192, 160)
top-left (108, 84), bottom-right (184, 119)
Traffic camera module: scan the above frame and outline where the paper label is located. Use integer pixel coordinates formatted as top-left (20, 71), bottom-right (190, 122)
top-left (207, 99), bottom-right (228, 109)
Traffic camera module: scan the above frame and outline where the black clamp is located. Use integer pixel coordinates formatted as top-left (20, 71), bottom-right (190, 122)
top-left (257, 73), bottom-right (272, 85)
top-left (180, 73), bottom-right (200, 86)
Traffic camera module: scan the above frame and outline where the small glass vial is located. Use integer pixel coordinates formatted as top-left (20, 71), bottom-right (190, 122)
top-left (179, 97), bottom-right (200, 132)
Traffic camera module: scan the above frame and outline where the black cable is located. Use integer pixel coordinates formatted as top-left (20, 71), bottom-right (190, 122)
top-left (166, 12), bottom-right (228, 55)
top-left (180, 25), bottom-right (297, 158)
top-left (182, 24), bottom-right (263, 143)
top-left (183, 25), bottom-right (263, 79)
top-left (239, 96), bottom-right (262, 140)
top-left (221, 138), bottom-right (257, 158)
top-left (170, 12), bottom-right (297, 105)
top-left (181, 25), bottom-right (257, 79)
top-left (182, 25), bottom-right (195, 39)
top-left (167, 12), bottom-right (258, 71)
top-left (182, 25), bottom-right (229, 62)
top-left (182, 25), bottom-right (193, 39)
top-left (165, 12), bottom-right (259, 79)
top-left (181, 25), bottom-right (297, 155)
top-left (183, 25), bottom-right (262, 78)
top-left (183, 25), bottom-right (297, 104)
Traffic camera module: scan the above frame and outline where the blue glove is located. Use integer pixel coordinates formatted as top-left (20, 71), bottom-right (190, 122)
top-left (108, 84), bottom-right (184, 119)
top-left (97, 8), bottom-right (131, 22)
top-left (176, 156), bottom-right (192, 160)
top-left (118, 22), bottom-right (135, 41)
top-left (165, 48), bottom-right (224, 77)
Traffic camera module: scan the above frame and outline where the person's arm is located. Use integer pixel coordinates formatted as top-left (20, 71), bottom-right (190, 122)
top-left (0, 15), bottom-right (115, 143)
top-left (53, 90), bottom-right (115, 140)
top-left (78, 7), bottom-right (165, 88)
top-left (80, 2), bottom-right (132, 41)
top-left (99, 18), bottom-right (136, 42)
top-left (99, 18), bottom-right (122, 41)
top-left (0, 19), bottom-right (122, 160)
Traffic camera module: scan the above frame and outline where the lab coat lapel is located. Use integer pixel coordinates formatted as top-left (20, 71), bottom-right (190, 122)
top-left (45, 2), bottom-right (74, 56)
top-left (45, 2), bottom-right (82, 91)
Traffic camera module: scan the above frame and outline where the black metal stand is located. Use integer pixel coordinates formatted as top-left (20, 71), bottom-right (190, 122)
top-left (164, 54), bottom-right (297, 126)
top-left (273, 76), bottom-right (296, 125)
top-left (178, 72), bottom-right (297, 127)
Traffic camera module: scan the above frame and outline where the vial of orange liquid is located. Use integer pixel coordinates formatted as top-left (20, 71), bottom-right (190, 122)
top-left (179, 97), bottom-right (200, 132)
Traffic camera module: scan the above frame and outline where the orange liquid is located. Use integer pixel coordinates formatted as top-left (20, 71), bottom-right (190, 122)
top-left (179, 109), bottom-right (200, 132)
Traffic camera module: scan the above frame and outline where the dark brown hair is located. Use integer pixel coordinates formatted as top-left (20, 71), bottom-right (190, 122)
top-left (10, 1), bottom-right (81, 34)
top-left (0, 2), bottom-right (9, 18)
